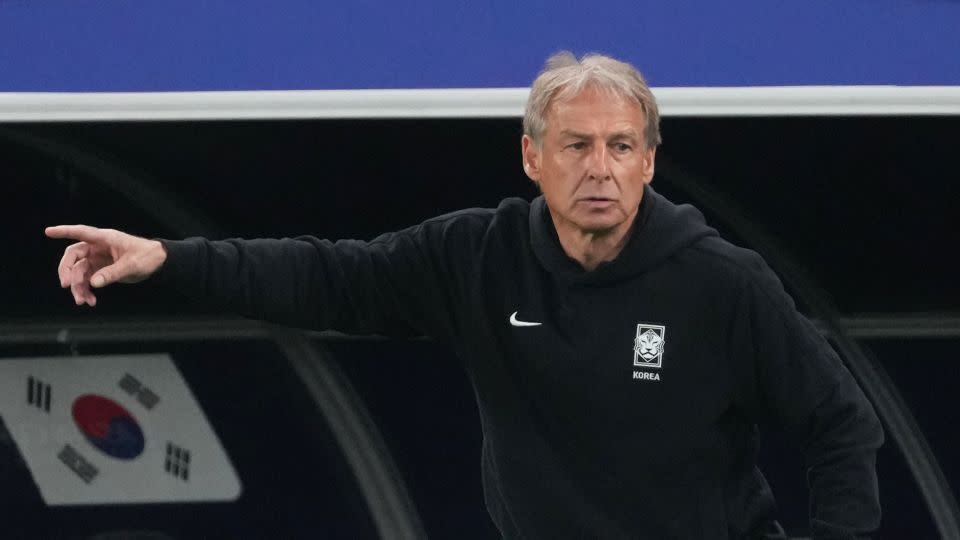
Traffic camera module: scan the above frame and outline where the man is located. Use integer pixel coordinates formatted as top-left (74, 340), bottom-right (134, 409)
top-left (47, 52), bottom-right (882, 539)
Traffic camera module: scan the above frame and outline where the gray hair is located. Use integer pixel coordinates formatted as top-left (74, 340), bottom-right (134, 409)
top-left (523, 51), bottom-right (661, 149)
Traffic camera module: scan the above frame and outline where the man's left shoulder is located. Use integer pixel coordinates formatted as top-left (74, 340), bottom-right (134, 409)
top-left (680, 235), bottom-right (771, 283)
top-left (680, 236), bottom-right (800, 316)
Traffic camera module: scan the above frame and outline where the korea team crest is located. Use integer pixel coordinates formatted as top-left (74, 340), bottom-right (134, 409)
top-left (633, 324), bottom-right (666, 369)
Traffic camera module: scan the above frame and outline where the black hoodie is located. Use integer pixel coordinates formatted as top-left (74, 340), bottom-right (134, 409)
top-left (158, 186), bottom-right (882, 539)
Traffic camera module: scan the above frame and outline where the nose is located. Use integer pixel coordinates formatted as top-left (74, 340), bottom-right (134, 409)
top-left (586, 144), bottom-right (611, 180)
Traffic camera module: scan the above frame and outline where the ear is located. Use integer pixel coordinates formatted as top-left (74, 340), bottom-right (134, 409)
top-left (521, 134), bottom-right (542, 182)
top-left (641, 146), bottom-right (657, 184)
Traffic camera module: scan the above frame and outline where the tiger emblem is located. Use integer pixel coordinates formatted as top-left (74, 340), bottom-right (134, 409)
top-left (633, 325), bottom-right (666, 367)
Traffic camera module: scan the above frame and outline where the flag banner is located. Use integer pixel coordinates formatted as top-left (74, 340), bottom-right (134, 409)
top-left (0, 354), bottom-right (242, 505)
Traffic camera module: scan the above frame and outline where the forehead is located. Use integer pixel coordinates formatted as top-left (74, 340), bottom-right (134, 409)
top-left (546, 87), bottom-right (645, 135)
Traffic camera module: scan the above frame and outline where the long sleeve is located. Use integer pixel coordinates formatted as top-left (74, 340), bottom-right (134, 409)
top-left (731, 258), bottom-right (883, 539)
top-left (151, 214), bottom-right (485, 340)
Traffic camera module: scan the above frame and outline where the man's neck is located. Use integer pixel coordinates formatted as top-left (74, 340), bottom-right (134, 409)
top-left (551, 212), bottom-right (637, 272)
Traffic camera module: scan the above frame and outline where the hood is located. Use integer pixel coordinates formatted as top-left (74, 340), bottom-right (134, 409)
top-left (529, 185), bottom-right (718, 286)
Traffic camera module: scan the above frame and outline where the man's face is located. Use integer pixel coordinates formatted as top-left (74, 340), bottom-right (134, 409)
top-left (522, 87), bottom-right (656, 238)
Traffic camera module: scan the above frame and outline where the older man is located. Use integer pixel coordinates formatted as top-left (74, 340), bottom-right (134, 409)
top-left (48, 52), bottom-right (882, 539)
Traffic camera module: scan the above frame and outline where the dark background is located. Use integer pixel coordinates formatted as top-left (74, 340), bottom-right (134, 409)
top-left (1, 116), bottom-right (958, 538)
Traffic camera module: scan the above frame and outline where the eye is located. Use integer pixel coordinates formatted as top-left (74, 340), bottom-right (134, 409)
top-left (566, 141), bottom-right (588, 150)
top-left (612, 142), bottom-right (632, 153)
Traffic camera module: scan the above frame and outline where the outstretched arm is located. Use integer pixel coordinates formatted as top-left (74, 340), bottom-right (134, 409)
top-left (47, 219), bottom-right (478, 338)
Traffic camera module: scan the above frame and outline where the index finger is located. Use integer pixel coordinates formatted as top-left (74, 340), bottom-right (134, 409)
top-left (45, 225), bottom-right (108, 243)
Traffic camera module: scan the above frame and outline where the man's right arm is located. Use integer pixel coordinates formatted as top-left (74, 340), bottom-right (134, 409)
top-left (48, 221), bottom-right (476, 339)
top-left (154, 233), bottom-right (461, 336)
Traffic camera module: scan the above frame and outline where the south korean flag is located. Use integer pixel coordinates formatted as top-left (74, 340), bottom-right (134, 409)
top-left (0, 354), bottom-right (241, 505)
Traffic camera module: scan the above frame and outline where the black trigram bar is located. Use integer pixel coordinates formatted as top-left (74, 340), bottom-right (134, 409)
top-left (26, 376), bottom-right (51, 412)
top-left (58, 444), bottom-right (98, 484)
top-left (165, 442), bottom-right (190, 481)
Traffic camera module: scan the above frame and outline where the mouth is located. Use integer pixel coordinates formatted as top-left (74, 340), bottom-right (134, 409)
top-left (578, 197), bottom-right (616, 207)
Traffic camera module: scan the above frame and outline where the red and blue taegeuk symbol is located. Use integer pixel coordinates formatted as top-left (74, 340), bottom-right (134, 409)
top-left (72, 394), bottom-right (145, 460)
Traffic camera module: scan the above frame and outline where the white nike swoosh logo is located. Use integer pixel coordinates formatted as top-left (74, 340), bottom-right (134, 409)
top-left (509, 311), bottom-right (542, 327)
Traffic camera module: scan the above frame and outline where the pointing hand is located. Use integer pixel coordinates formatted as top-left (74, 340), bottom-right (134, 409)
top-left (45, 225), bottom-right (168, 306)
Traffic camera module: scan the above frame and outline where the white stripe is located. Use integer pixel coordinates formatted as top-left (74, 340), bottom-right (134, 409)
top-left (1, 86), bottom-right (960, 122)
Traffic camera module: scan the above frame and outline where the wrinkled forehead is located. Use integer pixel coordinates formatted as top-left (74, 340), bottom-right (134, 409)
top-left (544, 85), bottom-right (647, 132)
